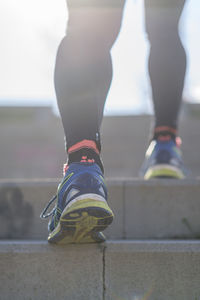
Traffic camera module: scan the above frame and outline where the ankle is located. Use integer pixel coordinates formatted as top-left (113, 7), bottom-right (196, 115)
top-left (153, 126), bottom-right (178, 141)
top-left (66, 140), bottom-right (104, 173)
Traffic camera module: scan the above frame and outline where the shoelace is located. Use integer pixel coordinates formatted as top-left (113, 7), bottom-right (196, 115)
top-left (40, 195), bottom-right (57, 219)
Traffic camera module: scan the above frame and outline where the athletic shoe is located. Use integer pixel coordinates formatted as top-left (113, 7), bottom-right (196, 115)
top-left (40, 162), bottom-right (113, 244)
top-left (140, 136), bottom-right (186, 179)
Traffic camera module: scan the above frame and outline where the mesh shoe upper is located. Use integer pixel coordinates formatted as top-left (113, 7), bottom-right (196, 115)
top-left (48, 162), bottom-right (107, 232)
top-left (140, 138), bottom-right (186, 179)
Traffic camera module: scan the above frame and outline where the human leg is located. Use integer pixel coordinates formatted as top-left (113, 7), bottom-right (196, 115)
top-left (55, 0), bottom-right (125, 152)
top-left (145, 0), bottom-right (186, 134)
top-left (41, 0), bottom-right (126, 243)
top-left (141, 0), bottom-right (187, 179)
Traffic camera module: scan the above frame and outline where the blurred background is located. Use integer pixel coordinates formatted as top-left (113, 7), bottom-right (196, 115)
top-left (0, 0), bottom-right (200, 179)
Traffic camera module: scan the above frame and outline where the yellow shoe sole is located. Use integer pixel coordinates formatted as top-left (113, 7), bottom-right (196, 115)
top-left (48, 195), bottom-right (114, 244)
top-left (144, 164), bottom-right (185, 180)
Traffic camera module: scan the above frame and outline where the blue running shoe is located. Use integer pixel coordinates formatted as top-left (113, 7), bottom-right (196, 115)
top-left (40, 162), bottom-right (114, 244)
top-left (140, 137), bottom-right (186, 179)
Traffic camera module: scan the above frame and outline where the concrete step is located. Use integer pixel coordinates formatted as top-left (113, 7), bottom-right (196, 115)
top-left (105, 240), bottom-right (200, 300)
top-left (0, 241), bottom-right (103, 300)
top-left (1, 179), bottom-right (200, 240)
top-left (0, 240), bottom-right (200, 300)
top-left (2, 111), bottom-right (200, 179)
top-left (101, 113), bottom-right (200, 178)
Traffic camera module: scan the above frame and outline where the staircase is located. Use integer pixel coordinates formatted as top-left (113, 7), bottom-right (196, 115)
top-left (1, 179), bottom-right (200, 300)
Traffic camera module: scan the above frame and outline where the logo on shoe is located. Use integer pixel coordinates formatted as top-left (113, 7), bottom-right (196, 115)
top-left (80, 156), bottom-right (95, 163)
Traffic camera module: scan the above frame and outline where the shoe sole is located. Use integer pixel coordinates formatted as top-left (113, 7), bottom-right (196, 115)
top-left (48, 195), bottom-right (114, 244)
top-left (144, 164), bottom-right (185, 180)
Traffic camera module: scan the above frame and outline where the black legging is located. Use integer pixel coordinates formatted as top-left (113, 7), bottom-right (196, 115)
top-left (54, 0), bottom-right (186, 151)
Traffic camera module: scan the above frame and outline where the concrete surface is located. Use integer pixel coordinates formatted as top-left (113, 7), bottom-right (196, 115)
top-left (1, 106), bottom-right (200, 179)
top-left (124, 179), bottom-right (200, 239)
top-left (105, 240), bottom-right (200, 300)
top-left (0, 180), bottom-right (57, 239)
top-left (104, 180), bottom-right (124, 239)
top-left (1, 179), bottom-right (200, 240)
top-left (102, 112), bottom-right (200, 178)
top-left (0, 241), bottom-right (103, 300)
top-left (1, 240), bottom-right (200, 300)
top-left (0, 179), bottom-right (125, 240)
